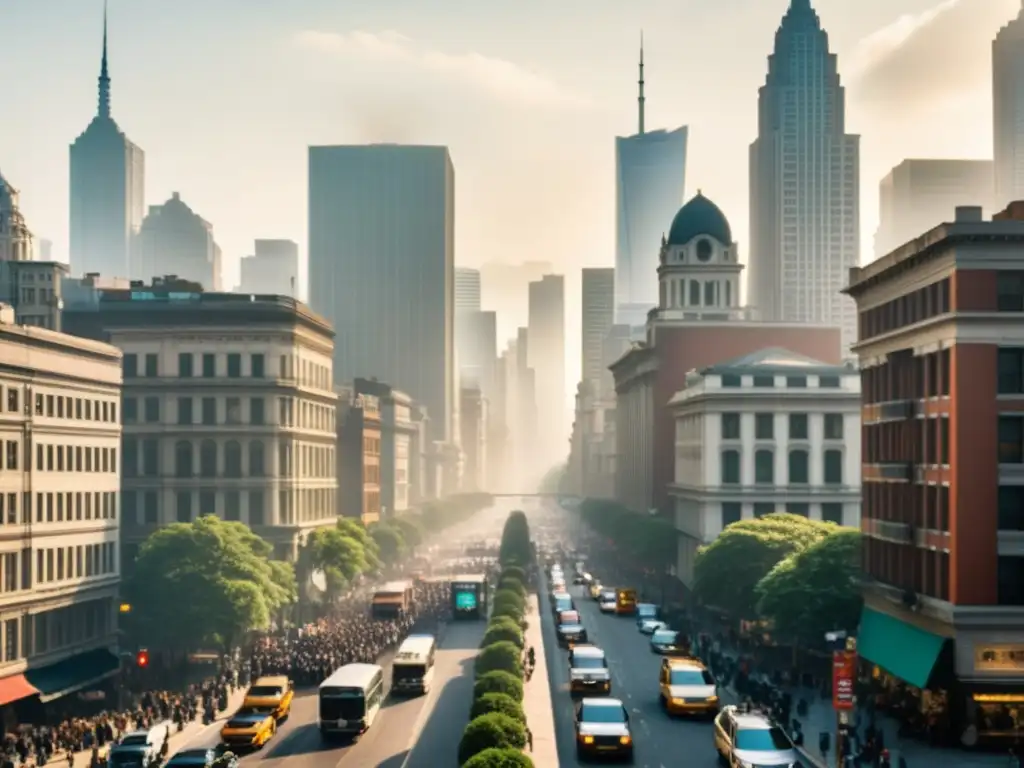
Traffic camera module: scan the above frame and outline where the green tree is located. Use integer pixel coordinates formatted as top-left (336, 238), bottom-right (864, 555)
top-left (475, 641), bottom-right (522, 678)
top-left (499, 578), bottom-right (526, 599)
top-left (470, 692), bottom-right (526, 724)
top-left (499, 511), bottom-right (532, 566)
top-left (756, 528), bottom-right (863, 647)
top-left (461, 747), bottom-right (535, 768)
top-left (124, 515), bottom-right (296, 651)
top-left (337, 518), bottom-right (381, 571)
top-left (500, 566), bottom-right (526, 584)
top-left (578, 499), bottom-right (676, 571)
top-left (369, 524), bottom-right (406, 565)
top-left (482, 621), bottom-right (524, 649)
top-left (473, 671), bottom-right (524, 702)
top-left (457, 713), bottom-right (527, 765)
top-left (391, 515), bottom-right (423, 549)
top-left (692, 513), bottom-right (833, 619)
top-left (303, 527), bottom-right (368, 599)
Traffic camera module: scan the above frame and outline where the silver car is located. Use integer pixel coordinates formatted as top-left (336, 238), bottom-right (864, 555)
top-left (714, 706), bottom-right (800, 767)
top-left (638, 619), bottom-right (666, 635)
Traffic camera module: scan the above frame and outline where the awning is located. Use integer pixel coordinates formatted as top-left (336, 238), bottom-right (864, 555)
top-left (0, 674), bottom-right (39, 706)
top-left (857, 607), bottom-right (947, 689)
top-left (25, 648), bottom-right (120, 703)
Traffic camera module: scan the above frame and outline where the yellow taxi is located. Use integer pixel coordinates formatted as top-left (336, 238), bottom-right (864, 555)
top-left (658, 657), bottom-right (720, 717)
top-left (243, 675), bottom-right (294, 720)
top-left (588, 582), bottom-right (603, 599)
top-left (220, 706), bottom-right (277, 749)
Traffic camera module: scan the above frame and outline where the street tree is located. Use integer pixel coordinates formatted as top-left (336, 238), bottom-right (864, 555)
top-left (756, 528), bottom-right (863, 647)
top-left (305, 527), bottom-right (369, 597)
top-left (124, 515), bottom-right (296, 651)
top-left (369, 524), bottom-right (405, 565)
top-left (499, 511), bottom-right (532, 566)
top-left (692, 513), bottom-right (833, 619)
top-left (390, 515), bottom-right (423, 549)
top-left (336, 518), bottom-right (381, 571)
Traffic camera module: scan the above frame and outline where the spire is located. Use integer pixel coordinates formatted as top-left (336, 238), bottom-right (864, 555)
top-left (637, 31), bottom-right (645, 135)
top-left (98, 0), bottom-right (111, 118)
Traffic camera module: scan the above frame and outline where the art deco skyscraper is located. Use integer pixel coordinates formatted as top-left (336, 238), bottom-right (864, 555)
top-left (994, 3), bottom-right (1024, 209)
top-left (69, 6), bottom-right (145, 280)
top-left (749, 0), bottom-right (858, 355)
top-left (581, 268), bottom-right (614, 395)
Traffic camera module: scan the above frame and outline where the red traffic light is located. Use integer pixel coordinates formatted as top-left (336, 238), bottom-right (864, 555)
top-left (136, 650), bottom-right (149, 668)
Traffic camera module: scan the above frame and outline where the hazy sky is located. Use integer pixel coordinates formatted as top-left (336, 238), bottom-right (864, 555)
top-left (0, 0), bottom-right (1016, 359)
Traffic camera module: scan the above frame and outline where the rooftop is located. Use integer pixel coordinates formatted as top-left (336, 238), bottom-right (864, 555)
top-left (697, 347), bottom-right (851, 376)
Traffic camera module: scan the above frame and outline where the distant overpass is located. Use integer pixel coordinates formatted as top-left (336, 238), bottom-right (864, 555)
top-left (487, 494), bottom-right (583, 506)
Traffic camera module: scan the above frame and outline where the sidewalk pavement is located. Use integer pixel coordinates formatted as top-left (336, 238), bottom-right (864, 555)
top-left (48, 687), bottom-right (249, 767)
top-left (520, 593), bottom-right (557, 766)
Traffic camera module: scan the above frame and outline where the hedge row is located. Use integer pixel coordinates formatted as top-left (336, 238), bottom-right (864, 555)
top-left (458, 511), bottom-right (535, 768)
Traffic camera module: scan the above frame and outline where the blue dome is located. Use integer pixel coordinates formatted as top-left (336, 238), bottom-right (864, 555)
top-left (666, 192), bottom-right (732, 246)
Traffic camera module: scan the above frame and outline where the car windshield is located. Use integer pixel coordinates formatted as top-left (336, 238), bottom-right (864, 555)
top-left (600, 592), bottom-right (616, 600)
top-left (237, 706), bottom-right (274, 716)
top-left (669, 668), bottom-right (714, 685)
top-left (119, 736), bottom-right (148, 746)
top-left (555, 599), bottom-right (572, 611)
top-left (560, 612), bottom-right (580, 623)
top-left (580, 704), bottom-right (625, 723)
top-left (572, 656), bottom-right (605, 669)
top-left (247, 686), bottom-right (284, 697)
top-left (652, 630), bottom-right (678, 644)
top-left (735, 727), bottom-right (793, 751)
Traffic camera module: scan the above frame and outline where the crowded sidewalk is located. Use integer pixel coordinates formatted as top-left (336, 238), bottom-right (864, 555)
top-left (520, 593), bottom-right (558, 766)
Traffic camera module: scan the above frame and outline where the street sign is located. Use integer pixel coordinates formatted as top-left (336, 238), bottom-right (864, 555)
top-left (832, 649), bottom-right (857, 710)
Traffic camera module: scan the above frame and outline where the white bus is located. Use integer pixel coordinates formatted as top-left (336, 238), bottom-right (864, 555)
top-left (391, 634), bottom-right (437, 696)
top-left (318, 663), bottom-right (385, 738)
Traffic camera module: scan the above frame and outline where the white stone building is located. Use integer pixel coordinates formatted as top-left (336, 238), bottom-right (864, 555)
top-left (0, 304), bottom-right (123, 704)
top-left (669, 347), bottom-right (861, 585)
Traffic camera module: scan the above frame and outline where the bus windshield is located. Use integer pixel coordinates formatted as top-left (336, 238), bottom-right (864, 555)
top-left (319, 696), bottom-right (365, 721)
top-left (393, 664), bottom-right (426, 681)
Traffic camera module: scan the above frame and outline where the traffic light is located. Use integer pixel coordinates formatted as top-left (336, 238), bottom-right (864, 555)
top-left (136, 649), bottom-right (149, 668)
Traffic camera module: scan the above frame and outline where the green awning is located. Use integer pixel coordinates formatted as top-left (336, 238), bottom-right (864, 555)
top-left (25, 648), bottom-right (120, 702)
top-left (857, 607), bottom-right (947, 689)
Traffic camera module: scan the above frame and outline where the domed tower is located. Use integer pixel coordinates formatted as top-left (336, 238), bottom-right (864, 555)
top-left (656, 191), bottom-right (742, 314)
top-left (0, 172), bottom-right (34, 262)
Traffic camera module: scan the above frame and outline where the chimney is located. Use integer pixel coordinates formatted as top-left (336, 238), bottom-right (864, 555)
top-left (954, 206), bottom-right (983, 223)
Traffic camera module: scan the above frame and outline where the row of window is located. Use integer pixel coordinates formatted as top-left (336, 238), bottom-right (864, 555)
top-left (998, 417), bottom-right (1024, 464)
top-left (34, 443), bottom-right (117, 474)
top-left (858, 277), bottom-right (950, 341)
top-left (718, 374), bottom-right (842, 389)
top-left (721, 502), bottom-right (844, 528)
top-left (0, 542), bottom-right (116, 595)
top-left (124, 395), bottom-right (334, 433)
top-left (863, 483), bottom-right (949, 533)
top-left (123, 438), bottom-right (334, 479)
top-left (0, 491), bottom-right (116, 527)
top-left (0, 387), bottom-right (118, 424)
top-left (721, 449), bottom-right (845, 485)
top-left (363, 436), bottom-right (381, 456)
top-left (122, 487), bottom-right (336, 528)
top-left (124, 352), bottom-right (332, 391)
top-left (861, 349), bottom-right (950, 405)
top-left (863, 417), bottom-right (949, 467)
top-left (721, 412), bottom-right (845, 441)
top-left (0, 599), bottom-right (112, 664)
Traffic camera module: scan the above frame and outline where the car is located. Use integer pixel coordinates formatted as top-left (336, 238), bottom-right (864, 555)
top-left (568, 645), bottom-right (611, 696)
top-left (714, 705), bottom-right (800, 767)
top-left (634, 603), bottom-right (659, 627)
top-left (242, 675), bottom-right (294, 720)
top-left (598, 590), bottom-right (617, 613)
top-left (552, 593), bottom-right (575, 617)
top-left (649, 628), bottom-right (688, 655)
top-left (107, 726), bottom-right (171, 768)
top-left (574, 697), bottom-right (634, 763)
top-left (219, 707), bottom-right (277, 749)
top-left (658, 657), bottom-right (719, 716)
top-left (558, 615), bottom-right (589, 648)
top-left (165, 749), bottom-right (238, 768)
top-left (638, 619), bottom-right (665, 635)
top-left (588, 582), bottom-right (603, 599)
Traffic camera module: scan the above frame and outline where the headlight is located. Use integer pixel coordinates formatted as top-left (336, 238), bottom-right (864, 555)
top-left (581, 735), bottom-right (594, 744)
top-left (619, 735), bottom-right (632, 745)
top-left (671, 697), bottom-right (684, 705)
top-left (707, 696), bottom-right (719, 702)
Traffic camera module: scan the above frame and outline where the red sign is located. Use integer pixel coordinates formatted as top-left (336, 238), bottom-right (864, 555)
top-left (832, 650), bottom-right (857, 710)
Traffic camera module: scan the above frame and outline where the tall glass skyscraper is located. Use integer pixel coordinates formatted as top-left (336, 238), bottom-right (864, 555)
top-left (749, 0), bottom-right (858, 356)
top-left (614, 41), bottom-right (688, 328)
top-left (994, 3), bottom-right (1024, 209)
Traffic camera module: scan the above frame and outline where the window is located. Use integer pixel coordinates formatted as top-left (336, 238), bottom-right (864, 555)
top-left (786, 376), bottom-right (807, 388)
top-left (144, 397), bottom-right (160, 423)
top-left (249, 490), bottom-right (265, 526)
top-left (754, 450), bottom-right (774, 483)
top-left (175, 491), bottom-right (192, 523)
top-left (721, 503), bottom-right (741, 528)
top-left (999, 349), bottom-right (1024, 394)
top-left (199, 489), bottom-right (216, 516)
top-left (123, 397), bottom-right (138, 423)
top-left (224, 491), bottom-right (241, 521)
top-left (998, 556), bottom-right (1024, 605)
top-left (174, 441), bottom-right (193, 478)
top-left (7, 388), bottom-right (19, 413)
top-left (226, 398), bottom-right (241, 425)
top-left (224, 441), bottom-right (242, 478)
top-left (248, 441), bottom-right (266, 477)
top-left (819, 376), bottom-right (841, 388)
top-left (178, 353), bottom-right (194, 378)
top-left (786, 503), bottom-right (809, 517)
top-left (721, 450), bottom-right (740, 484)
top-left (824, 450), bottom-right (843, 484)
top-left (250, 398), bottom-right (265, 425)
top-left (999, 487), bottom-right (1024, 531)
top-left (721, 413), bottom-right (741, 440)
top-left (177, 397), bottom-right (193, 425)
top-left (755, 413), bottom-right (774, 440)
top-left (997, 273), bottom-right (1024, 312)
top-left (789, 413), bottom-right (808, 440)
top-left (818, 503), bottom-right (841, 524)
top-left (122, 491), bottom-right (138, 526)
top-left (721, 374), bottom-right (741, 388)
top-left (199, 440), bottom-right (217, 477)
top-left (201, 397), bottom-right (216, 425)
top-left (227, 353), bottom-right (242, 378)
top-left (144, 354), bottom-right (158, 377)
top-left (753, 503), bottom-right (774, 518)
top-left (202, 353), bottom-right (216, 378)
top-left (689, 280), bottom-right (700, 306)
top-left (6, 442), bottom-right (18, 471)
top-left (752, 375), bottom-right (774, 387)
top-left (143, 491), bottom-right (158, 524)
top-left (123, 354), bottom-right (138, 378)
top-left (824, 414), bottom-right (844, 440)
top-left (788, 450), bottom-right (809, 484)
top-left (141, 440), bottom-right (158, 477)
top-left (999, 417), bottom-right (1024, 464)
top-left (122, 438), bottom-right (138, 477)
top-left (251, 354), bottom-right (265, 379)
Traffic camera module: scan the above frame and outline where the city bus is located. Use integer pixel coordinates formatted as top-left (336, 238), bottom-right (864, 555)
top-left (451, 574), bottom-right (488, 620)
top-left (318, 663), bottom-right (385, 738)
top-left (371, 580), bottom-right (414, 619)
top-left (391, 634), bottom-right (437, 695)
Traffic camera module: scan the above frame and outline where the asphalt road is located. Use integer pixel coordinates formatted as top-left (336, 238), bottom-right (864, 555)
top-left (538, 570), bottom-right (723, 767)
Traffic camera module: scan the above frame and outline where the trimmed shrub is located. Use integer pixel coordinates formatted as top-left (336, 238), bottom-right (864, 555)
top-left (475, 641), bottom-right (522, 678)
top-left (461, 747), bottom-right (535, 768)
top-left (493, 588), bottom-right (525, 612)
top-left (469, 692), bottom-right (526, 724)
top-left (499, 511), bottom-right (532, 567)
top-left (473, 670), bottom-right (524, 702)
top-left (500, 565), bottom-right (526, 584)
top-left (491, 601), bottom-right (524, 624)
top-left (499, 578), bottom-right (526, 599)
top-left (482, 621), bottom-right (523, 649)
top-left (457, 713), bottom-right (527, 764)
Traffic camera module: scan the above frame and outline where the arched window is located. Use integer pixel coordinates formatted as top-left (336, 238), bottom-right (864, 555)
top-left (225, 441), bottom-right (242, 478)
top-left (754, 450), bottom-right (774, 484)
top-left (788, 450), bottom-right (809, 484)
top-left (174, 441), bottom-right (193, 478)
top-left (720, 450), bottom-right (740, 484)
top-left (824, 449), bottom-right (843, 484)
top-left (249, 441), bottom-right (265, 477)
top-left (199, 440), bottom-right (217, 478)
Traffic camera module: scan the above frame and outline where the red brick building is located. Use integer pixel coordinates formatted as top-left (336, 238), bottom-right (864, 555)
top-left (611, 193), bottom-right (841, 517)
top-left (846, 203), bottom-right (1024, 746)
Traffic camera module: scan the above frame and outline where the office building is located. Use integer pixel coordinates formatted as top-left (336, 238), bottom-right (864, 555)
top-left (480, 261), bottom-right (552, 342)
top-left (528, 275), bottom-right (566, 466)
top-left (0, 305), bottom-right (123, 707)
top-left (995, 3), bottom-right (1024, 209)
top-left (669, 349), bottom-right (860, 584)
top-left (581, 267), bottom-right (615, 394)
top-left (749, 0), bottom-right (859, 354)
top-left (237, 240), bottom-right (299, 297)
top-left (846, 202), bottom-right (1024, 745)
top-left (69, 8), bottom-right (145, 280)
top-left (65, 286), bottom-right (337, 562)
top-left (459, 384), bottom-right (487, 492)
top-left (456, 310), bottom-right (497, 397)
top-left (308, 145), bottom-right (455, 444)
top-left (455, 267), bottom-right (481, 312)
top-left (336, 388), bottom-right (381, 525)
top-left (353, 378), bottom-right (416, 516)
top-left (876, 160), bottom-right (994, 258)
top-left (135, 193), bottom-right (222, 290)
top-left (36, 240), bottom-right (53, 262)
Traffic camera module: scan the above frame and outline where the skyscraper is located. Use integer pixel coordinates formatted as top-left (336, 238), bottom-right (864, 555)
top-left (308, 144), bottom-right (455, 442)
top-left (528, 274), bottom-right (566, 466)
top-left (135, 193), bottom-right (222, 290)
top-left (455, 267), bottom-right (481, 312)
top-left (615, 38), bottom-right (688, 328)
top-left (581, 268), bottom-right (615, 394)
top-left (994, 4), bottom-right (1024, 209)
top-left (237, 239), bottom-right (300, 297)
top-left (749, 0), bottom-right (859, 355)
top-left (69, 6), bottom-right (145, 280)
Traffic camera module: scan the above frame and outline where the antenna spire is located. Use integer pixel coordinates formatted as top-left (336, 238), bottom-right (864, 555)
top-left (98, 0), bottom-right (111, 118)
top-left (638, 31), bottom-right (645, 135)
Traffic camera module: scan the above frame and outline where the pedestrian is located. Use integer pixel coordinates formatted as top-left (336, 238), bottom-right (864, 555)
top-left (525, 727), bottom-right (533, 752)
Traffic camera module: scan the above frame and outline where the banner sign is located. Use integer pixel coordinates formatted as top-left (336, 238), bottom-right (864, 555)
top-left (832, 650), bottom-right (857, 710)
